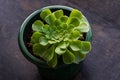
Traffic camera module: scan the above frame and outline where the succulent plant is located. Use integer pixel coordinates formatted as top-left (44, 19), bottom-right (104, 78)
top-left (30, 8), bottom-right (91, 67)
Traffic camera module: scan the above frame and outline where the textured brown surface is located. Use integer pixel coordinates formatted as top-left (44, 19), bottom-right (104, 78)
top-left (0, 0), bottom-right (120, 80)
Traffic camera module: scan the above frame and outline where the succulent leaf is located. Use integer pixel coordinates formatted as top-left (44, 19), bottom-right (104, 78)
top-left (42, 25), bottom-right (49, 33)
top-left (60, 16), bottom-right (68, 23)
top-left (73, 51), bottom-right (86, 63)
top-left (33, 43), bottom-right (47, 56)
top-left (32, 20), bottom-right (44, 32)
top-left (69, 40), bottom-right (81, 51)
top-left (54, 19), bottom-right (62, 26)
top-left (31, 32), bottom-right (42, 44)
top-left (70, 9), bottom-right (82, 19)
top-left (80, 41), bottom-right (91, 54)
top-left (33, 43), bottom-right (55, 62)
top-left (39, 37), bottom-right (48, 46)
top-left (41, 45), bottom-right (55, 62)
top-left (76, 22), bottom-right (89, 32)
top-left (67, 17), bottom-right (80, 27)
top-left (48, 40), bottom-right (57, 44)
top-left (55, 46), bottom-right (66, 55)
top-left (45, 14), bottom-right (56, 25)
top-left (67, 24), bottom-right (74, 32)
top-left (40, 8), bottom-right (52, 20)
top-left (55, 42), bottom-right (67, 55)
top-left (47, 53), bottom-right (57, 68)
top-left (69, 30), bottom-right (81, 40)
top-left (53, 10), bottom-right (63, 18)
top-left (61, 23), bottom-right (67, 29)
top-left (63, 49), bottom-right (75, 64)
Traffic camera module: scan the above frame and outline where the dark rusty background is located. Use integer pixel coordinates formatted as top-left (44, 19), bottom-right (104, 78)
top-left (0, 0), bottom-right (120, 80)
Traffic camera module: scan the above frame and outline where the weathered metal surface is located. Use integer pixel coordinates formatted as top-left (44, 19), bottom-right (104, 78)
top-left (0, 0), bottom-right (120, 80)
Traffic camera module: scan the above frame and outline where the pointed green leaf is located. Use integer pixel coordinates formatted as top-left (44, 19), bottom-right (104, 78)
top-left (47, 26), bottom-right (57, 39)
top-left (53, 10), bottom-right (63, 18)
top-left (76, 22), bottom-right (89, 32)
top-left (45, 32), bottom-right (50, 39)
top-left (40, 8), bottom-right (52, 20)
top-left (73, 51), bottom-right (86, 64)
top-left (42, 25), bottom-right (49, 33)
top-left (69, 40), bottom-right (81, 51)
top-left (59, 42), bottom-right (67, 49)
top-left (54, 19), bottom-right (62, 26)
top-left (55, 47), bottom-right (66, 55)
top-left (61, 23), bottom-right (67, 29)
top-left (67, 17), bottom-right (80, 27)
top-left (51, 31), bottom-right (59, 39)
top-left (55, 42), bottom-right (67, 55)
top-left (45, 14), bottom-right (56, 25)
top-left (31, 32), bottom-right (42, 44)
top-left (47, 53), bottom-right (57, 68)
top-left (80, 41), bottom-right (91, 54)
top-left (70, 9), bottom-right (83, 19)
top-left (69, 30), bottom-right (80, 40)
top-left (63, 49), bottom-right (75, 64)
top-left (32, 20), bottom-right (44, 32)
top-left (41, 45), bottom-right (55, 62)
top-left (48, 40), bottom-right (57, 44)
top-left (79, 52), bottom-right (86, 59)
top-left (67, 24), bottom-right (74, 32)
top-left (33, 43), bottom-right (46, 56)
top-left (33, 44), bottom-right (55, 62)
top-left (51, 26), bottom-right (57, 30)
top-left (60, 16), bottom-right (68, 23)
top-left (39, 37), bottom-right (48, 46)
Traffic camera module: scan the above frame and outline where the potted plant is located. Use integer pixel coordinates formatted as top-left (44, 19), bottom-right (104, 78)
top-left (18, 5), bottom-right (92, 80)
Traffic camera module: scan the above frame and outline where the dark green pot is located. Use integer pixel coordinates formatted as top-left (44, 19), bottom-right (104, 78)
top-left (18, 5), bottom-right (92, 80)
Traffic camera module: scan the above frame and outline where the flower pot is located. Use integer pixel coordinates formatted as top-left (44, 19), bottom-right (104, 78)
top-left (18, 5), bottom-right (92, 80)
